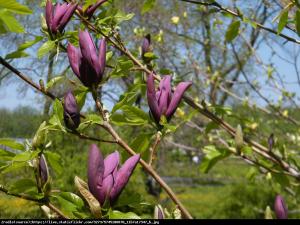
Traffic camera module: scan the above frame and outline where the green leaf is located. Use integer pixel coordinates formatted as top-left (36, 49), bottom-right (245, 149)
top-left (44, 151), bottom-right (63, 175)
top-left (225, 20), bottom-right (240, 42)
top-left (278, 10), bottom-right (288, 34)
top-left (295, 10), bottom-right (300, 36)
top-left (111, 106), bottom-right (149, 126)
top-left (18, 36), bottom-right (43, 50)
top-left (0, 148), bottom-right (15, 161)
top-left (37, 41), bottom-right (56, 59)
top-left (53, 192), bottom-right (84, 218)
top-left (9, 179), bottom-right (36, 193)
top-left (108, 210), bottom-right (141, 219)
top-left (0, 0), bottom-right (32, 14)
top-left (0, 138), bottom-right (25, 151)
top-left (73, 88), bottom-right (88, 110)
top-left (12, 151), bottom-right (39, 162)
top-left (130, 133), bottom-right (152, 153)
top-left (0, 161), bottom-right (27, 173)
top-left (77, 114), bottom-right (103, 132)
top-left (111, 84), bottom-right (143, 113)
top-left (0, 10), bottom-right (24, 33)
top-left (5, 36), bottom-right (43, 59)
top-left (142, 0), bottom-right (156, 15)
top-left (200, 145), bottom-right (231, 173)
top-left (46, 76), bottom-right (64, 90)
top-left (5, 51), bottom-right (29, 59)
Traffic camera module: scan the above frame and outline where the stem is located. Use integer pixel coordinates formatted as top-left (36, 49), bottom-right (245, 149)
top-left (149, 132), bottom-right (162, 166)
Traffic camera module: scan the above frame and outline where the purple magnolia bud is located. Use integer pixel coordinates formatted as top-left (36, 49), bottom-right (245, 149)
top-left (67, 31), bottom-right (106, 88)
top-left (274, 195), bottom-right (288, 219)
top-left (147, 73), bottom-right (192, 125)
top-left (87, 145), bottom-right (140, 206)
top-left (154, 205), bottom-right (165, 219)
top-left (142, 34), bottom-right (151, 57)
top-left (39, 154), bottom-right (49, 186)
top-left (84, 0), bottom-right (108, 19)
top-left (45, 0), bottom-right (77, 35)
top-left (63, 91), bottom-right (80, 130)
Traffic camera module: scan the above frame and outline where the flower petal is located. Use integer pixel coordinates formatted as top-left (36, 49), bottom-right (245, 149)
top-left (98, 38), bottom-right (106, 76)
top-left (88, 144), bottom-right (104, 203)
top-left (110, 154), bottom-right (140, 203)
top-left (85, 0), bottom-right (108, 18)
top-left (165, 81), bottom-right (192, 120)
top-left (51, 3), bottom-right (68, 33)
top-left (157, 75), bottom-right (171, 115)
top-left (67, 43), bottom-right (81, 78)
top-left (104, 151), bottom-right (119, 178)
top-left (45, 0), bottom-right (53, 31)
top-left (56, 3), bottom-right (77, 33)
top-left (147, 73), bottom-right (161, 123)
top-left (97, 174), bottom-right (114, 205)
top-left (79, 30), bottom-right (100, 74)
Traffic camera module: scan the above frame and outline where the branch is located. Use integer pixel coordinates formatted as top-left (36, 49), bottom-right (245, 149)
top-left (0, 185), bottom-right (69, 219)
top-left (179, 0), bottom-right (300, 45)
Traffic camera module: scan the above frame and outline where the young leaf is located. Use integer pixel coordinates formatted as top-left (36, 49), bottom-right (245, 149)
top-left (235, 124), bottom-right (244, 152)
top-left (277, 10), bottom-right (288, 34)
top-left (0, 138), bottom-right (25, 151)
top-left (0, 10), bottom-right (24, 33)
top-left (225, 20), bottom-right (240, 42)
top-left (0, 0), bottom-right (32, 14)
top-left (37, 41), bottom-right (56, 59)
top-left (200, 145), bottom-right (231, 173)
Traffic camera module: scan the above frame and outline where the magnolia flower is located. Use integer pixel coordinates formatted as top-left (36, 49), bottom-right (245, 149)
top-left (147, 73), bottom-right (192, 124)
top-left (88, 144), bottom-right (140, 205)
top-left (67, 31), bottom-right (106, 88)
top-left (78, 0), bottom-right (108, 19)
top-left (63, 91), bottom-right (80, 130)
top-left (274, 195), bottom-right (288, 219)
top-left (141, 34), bottom-right (151, 59)
top-left (39, 154), bottom-right (49, 186)
top-left (45, 0), bottom-right (77, 35)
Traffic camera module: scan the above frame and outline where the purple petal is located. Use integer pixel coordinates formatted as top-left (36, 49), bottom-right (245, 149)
top-left (45, 0), bottom-right (53, 31)
top-left (98, 38), bottom-right (106, 76)
top-left (165, 81), bottom-right (192, 120)
top-left (147, 73), bottom-right (161, 124)
top-left (51, 3), bottom-right (68, 33)
top-left (157, 76), bottom-right (171, 115)
top-left (85, 0), bottom-right (108, 18)
top-left (88, 144), bottom-right (104, 202)
top-left (97, 174), bottom-right (114, 205)
top-left (110, 154), bottom-right (140, 203)
top-left (67, 43), bottom-right (81, 78)
top-left (79, 30), bottom-right (100, 74)
top-left (103, 151), bottom-right (119, 178)
top-left (56, 3), bottom-right (77, 33)
top-left (274, 195), bottom-right (288, 219)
